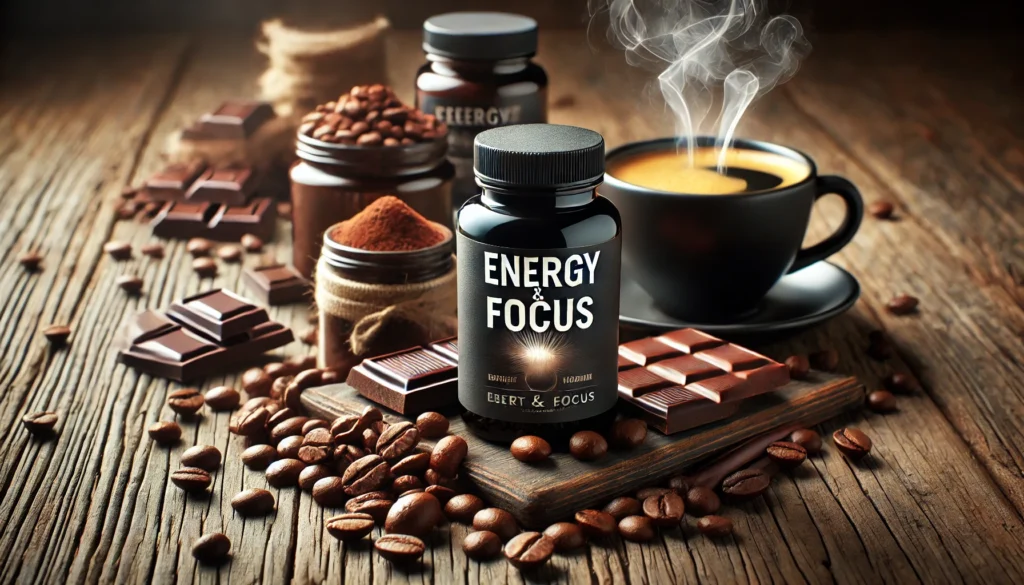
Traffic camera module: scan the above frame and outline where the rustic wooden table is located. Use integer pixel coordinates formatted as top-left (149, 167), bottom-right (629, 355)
top-left (1, 31), bottom-right (1023, 584)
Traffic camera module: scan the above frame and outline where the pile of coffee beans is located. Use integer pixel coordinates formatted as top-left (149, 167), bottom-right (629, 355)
top-left (299, 84), bottom-right (447, 147)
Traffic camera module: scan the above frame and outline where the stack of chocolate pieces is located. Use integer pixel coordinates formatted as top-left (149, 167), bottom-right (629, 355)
top-left (118, 289), bottom-right (293, 382)
top-left (346, 338), bottom-right (460, 415)
top-left (617, 328), bottom-right (789, 434)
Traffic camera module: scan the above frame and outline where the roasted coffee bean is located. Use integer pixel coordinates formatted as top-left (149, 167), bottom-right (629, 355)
top-left (237, 406), bottom-right (270, 436)
top-left (19, 252), bottom-right (43, 271)
top-left (887, 293), bottom-right (919, 315)
top-left (636, 487), bottom-right (671, 500)
top-left (333, 445), bottom-right (366, 474)
top-left (242, 444), bottom-right (277, 469)
top-left (303, 419), bottom-right (328, 434)
top-left (192, 533), bottom-right (231, 564)
top-left (41, 325), bottom-right (70, 347)
top-left (833, 427), bottom-right (872, 460)
top-left (684, 486), bottom-right (721, 516)
top-left (270, 416), bottom-right (309, 443)
top-left (430, 435), bottom-right (468, 476)
top-left (312, 476), bottom-right (348, 507)
top-left (341, 454), bottom-right (391, 496)
top-left (299, 428), bottom-right (333, 464)
top-left (542, 522), bottom-right (586, 551)
top-left (399, 488), bottom-right (424, 498)
top-left (574, 509), bottom-right (616, 539)
top-left (359, 405), bottom-right (384, 426)
top-left (425, 468), bottom-right (459, 490)
top-left (463, 530), bottom-right (502, 560)
top-left (721, 468), bottom-right (771, 500)
top-left (266, 407), bottom-right (296, 431)
top-left (325, 512), bottom-right (375, 541)
top-left (362, 428), bottom-right (380, 451)
top-left (104, 241), bottom-right (132, 260)
top-left (609, 418), bottom-right (648, 449)
top-left (22, 411), bottom-right (58, 435)
top-left (869, 200), bottom-right (895, 219)
top-left (192, 257), bottom-right (218, 277)
top-left (509, 435), bottom-right (551, 463)
top-left (425, 484), bottom-right (457, 505)
top-left (809, 349), bottom-right (839, 371)
top-left (415, 411), bottom-right (449, 439)
top-left (619, 515), bottom-right (656, 542)
top-left (345, 491), bottom-right (394, 523)
top-left (885, 372), bottom-right (919, 394)
top-left (277, 435), bottom-right (304, 459)
top-left (204, 386), bottom-right (240, 411)
top-left (697, 515), bottom-right (734, 538)
top-left (867, 389), bottom-right (898, 413)
top-left (186, 238), bottom-right (213, 257)
top-left (181, 445), bottom-right (222, 471)
top-left (371, 420), bottom-right (389, 434)
top-left (148, 421), bottom-right (182, 445)
top-left (141, 243), bottom-right (165, 258)
top-left (321, 369), bottom-right (341, 384)
top-left (286, 354), bottom-right (317, 372)
top-left (391, 475), bottom-right (424, 494)
top-left (785, 355), bottom-right (810, 379)
top-left (298, 465), bottom-right (334, 491)
top-left (240, 233), bottom-right (263, 252)
top-left (766, 441), bottom-right (807, 468)
top-left (569, 431), bottom-right (608, 461)
top-left (667, 474), bottom-right (693, 494)
top-left (473, 508), bottom-right (518, 541)
top-left (603, 496), bottom-right (642, 520)
top-left (171, 467), bottom-right (212, 493)
top-left (116, 274), bottom-right (144, 295)
top-left (263, 362), bottom-right (293, 379)
top-left (642, 492), bottom-right (684, 527)
top-left (283, 370), bottom-right (321, 410)
top-left (385, 492), bottom-right (443, 537)
top-left (375, 534), bottom-right (426, 565)
top-left (241, 368), bottom-right (272, 397)
top-left (789, 429), bottom-right (823, 454)
top-left (330, 414), bottom-right (366, 445)
top-left (167, 388), bottom-right (204, 415)
top-left (377, 421), bottom-right (420, 461)
top-left (231, 488), bottom-right (275, 516)
top-left (444, 494), bottom-right (485, 523)
top-left (266, 458), bottom-right (305, 487)
top-left (216, 245), bottom-right (242, 263)
top-left (504, 532), bottom-right (555, 570)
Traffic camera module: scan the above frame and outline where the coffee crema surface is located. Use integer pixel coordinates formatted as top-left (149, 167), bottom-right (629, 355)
top-left (608, 147), bottom-right (811, 195)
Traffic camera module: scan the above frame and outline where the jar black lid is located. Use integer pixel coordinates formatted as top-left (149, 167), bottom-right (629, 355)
top-left (474, 124), bottom-right (605, 191)
top-left (423, 12), bottom-right (538, 61)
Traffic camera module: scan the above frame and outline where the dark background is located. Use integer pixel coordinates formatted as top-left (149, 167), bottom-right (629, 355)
top-left (3, 0), bottom-right (1022, 33)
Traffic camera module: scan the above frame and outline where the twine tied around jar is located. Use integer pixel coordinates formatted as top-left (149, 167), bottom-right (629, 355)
top-left (315, 255), bottom-right (458, 356)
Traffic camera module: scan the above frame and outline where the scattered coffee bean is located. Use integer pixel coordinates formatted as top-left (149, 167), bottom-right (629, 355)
top-left (473, 508), bottom-right (518, 541)
top-left (240, 368), bottom-right (271, 397)
top-left (312, 476), bottom-right (348, 507)
top-left (263, 362), bottom-right (293, 379)
top-left (237, 406), bottom-right (270, 436)
top-left (415, 411), bottom-right (449, 439)
top-left (299, 428), bottom-right (334, 464)
top-left (43, 324), bottom-right (71, 346)
top-left (192, 533), bottom-right (231, 565)
top-left (463, 530), bottom-right (502, 560)
top-left (216, 245), bottom-right (242, 263)
top-left (867, 389), bottom-right (898, 413)
top-left (116, 275), bottom-right (144, 295)
top-left (181, 445), bottom-right (222, 471)
top-left (303, 418), bottom-right (328, 434)
top-left (642, 492), bottom-right (684, 527)
top-left (277, 435), bottom-right (304, 459)
top-left (789, 429), bottom-right (823, 454)
top-left (867, 330), bottom-right (893, 360)
top-left (341, 454), bottom-right (391, 496)
top-left (192, 257), bottom-right (217, 277)
top-left (885, 372), bottom-right (919, 394)
top-left (385, 492), bottom-right (443, 537)
top-left (204, 386), bottom-right (240, 411)
top-left (542, 522), bottom-right (586, 551)
top-left (286, 354), bottom-right (317, 372)
top-left (424, 469), bottom-right (458, 491)
top-left (785, 355), bottom-right (810, 380)
top-left (167, 388), bottom-right (204, 416)
top-left (424, 484), bottom-right (457, 505)
top-left (636, 487), bottom-right (671, 500)
top-left (444, 494), bottom-right (485, 523)
top-left (187, 238), bottom-right (213, 257)
top-left (231, 488), bottom-right (275, 516)
top-left (334, 445), bottom-right (367, 473)
top-left (19, 252), bottom-right (43, 271)
top-left (325, 512), bottom-right (375, 541)
top-left (374, 534), bottom-right (425, 565)
top-left (345, 491), bottom-right (394, 523)
top-left (766, 441), bottom-right (807, 468)
top-left (430, 434), bottom-right (468, 476)
top-left (148, 421), bottom-right (182, 445)
top-left (297, 464), bottom-right (333, 491)
top-left (504, 532), bottom-right (555, 570)
top-left (569, 431), bottom-right (608, 461)
top-left (619, 515), bottom-right (656, 542)
top-left (603, 496), bottom-right (642, 520)
top-left (104, 241), bottom-right (132, 260)
top-left (271, 416), bottom-right (309, 443)
top-left (721, 468), bottom-right (771, 500)
top-left (330, 414), bottom-right (366, 445)
top-left (170, 467), bottom-right (212, 493)
top-left (22, 411), bottom-right (58, 436)
top-left (284, 369), bottom-right (322, 409)
top-left (887, 293), bottom-right (919, 315)
top-left (240, 234), bottom-right (263, 252)
top-left (609, 418), bottom-right (648, 449)
top-left (375, 421), bottom-right (420, 461)
top-left (869, 200), bottom-right (895, 219)
top-left (391, 475), bottom-right (424, 494)
top-left (667, 475), bottom-right (693, 494)
top-left (141, 243), bottom-right (164, 258)
top-left (510, 435), bottom-right (551, 463)
top-left (362, 428), bottom-right (381, 452)
top-left (391, 452), bottom-right (431, 476)
top-left (574, 509), bottom-right (616, 539)
top-left (833, 427), bottom-right (872, 460)
top-left (684, 486), bottom-right (721, 516)
top-left (697, 515), bottom-right (734, 538)
top-left (241, 444), bottom-right (276, 469)
top-left (266, 458), bottom-right (305, 488)
top-left (266, 408), bottom-right (297, 431)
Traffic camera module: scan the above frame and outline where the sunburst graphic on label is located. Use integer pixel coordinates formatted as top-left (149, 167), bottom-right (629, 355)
top-left (509, 330), bottom-right (569, 392)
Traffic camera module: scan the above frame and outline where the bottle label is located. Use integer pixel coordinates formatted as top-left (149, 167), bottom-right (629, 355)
top-left (457, 234), bottom-right (621, 424)
top-left (418, 91), bottom-right (548, 160)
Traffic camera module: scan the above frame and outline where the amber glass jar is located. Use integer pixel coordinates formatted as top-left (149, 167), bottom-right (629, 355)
top-left (290, 134), bottom-right (454, 278)
top-left (416, 12), bottom-right (548, 208)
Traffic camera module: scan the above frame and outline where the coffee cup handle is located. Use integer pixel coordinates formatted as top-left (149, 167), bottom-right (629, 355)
top-left (788, 175), bottom-right (864, 273)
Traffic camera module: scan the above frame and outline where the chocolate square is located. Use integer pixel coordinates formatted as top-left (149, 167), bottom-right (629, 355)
top-left (646, 354), bottom-right (722, 386)
top-left (184, 167), bottom-right (256, 206)
top-left (143, 161), bottom-right (207, 201)
top-left (242, 264), bottom-right (309, 306)
top-left (617, 367), bottom-right (674, 398)
top-left (167, 289), bottom-right (268, 342)
top-left (347, 347), bottom-right (458, 415)
top-left (656, 328), bottom-right (725, 353)
top-left (694, 345), bottom-right (768, 372)
top-left (628, 385), bottom-right (742, 434)
top-left (618, 337), bottom-right (679, 366)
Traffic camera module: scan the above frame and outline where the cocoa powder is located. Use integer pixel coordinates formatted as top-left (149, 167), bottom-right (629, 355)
top-left (330, 196), bottom-right (446, 252)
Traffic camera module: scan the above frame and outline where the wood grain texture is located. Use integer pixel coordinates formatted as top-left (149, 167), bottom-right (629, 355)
top-left (1, 30), bottom-right (1023, 584)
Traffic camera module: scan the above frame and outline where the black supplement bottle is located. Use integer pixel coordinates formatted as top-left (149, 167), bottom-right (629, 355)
top-left (457, 124), bottom-right (622, 444)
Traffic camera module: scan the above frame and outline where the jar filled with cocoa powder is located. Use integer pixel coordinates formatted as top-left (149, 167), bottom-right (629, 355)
top-left (315, 196), bottom-right (457, 377)
top-left (291, 84), bottom-right (454, 278)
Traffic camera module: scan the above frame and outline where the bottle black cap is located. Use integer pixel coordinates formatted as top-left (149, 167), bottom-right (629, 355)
top-left (423, 12), bottom-right (538, 61)
top-left (474, 124), bottom-right (606, 192)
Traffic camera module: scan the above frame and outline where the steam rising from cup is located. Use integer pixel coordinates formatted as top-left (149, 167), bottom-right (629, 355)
top-left (591, 0), bottom-right (810, 171)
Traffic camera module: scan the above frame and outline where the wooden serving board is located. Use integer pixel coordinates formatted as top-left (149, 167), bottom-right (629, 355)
top-left (302, 372), bottom-right (863, 528)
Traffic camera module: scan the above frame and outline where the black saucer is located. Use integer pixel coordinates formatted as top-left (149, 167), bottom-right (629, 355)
top-left (619, 261), bottom-right (860, 342)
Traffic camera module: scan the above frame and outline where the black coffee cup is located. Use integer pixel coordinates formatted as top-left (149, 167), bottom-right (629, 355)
top-left (603, 136), bottom-right (863, 321)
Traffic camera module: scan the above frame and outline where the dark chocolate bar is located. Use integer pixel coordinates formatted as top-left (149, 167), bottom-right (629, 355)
top-left (181, 101), bottom-right (275, 140)
top-left (118, 289), bottom-right (293, 382)
top-left (346, 345), bottom-right (458, 415)
top-left (151, 198), bottom-right (274, 242)
top-left (143, 161), bottom-right (207, 201)
top-left (624, 385), bottom-right (742, 435)
top-left (184, 167), bottom-right (256, 205)
top-left (242, 265), bottom-right (309, 306)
